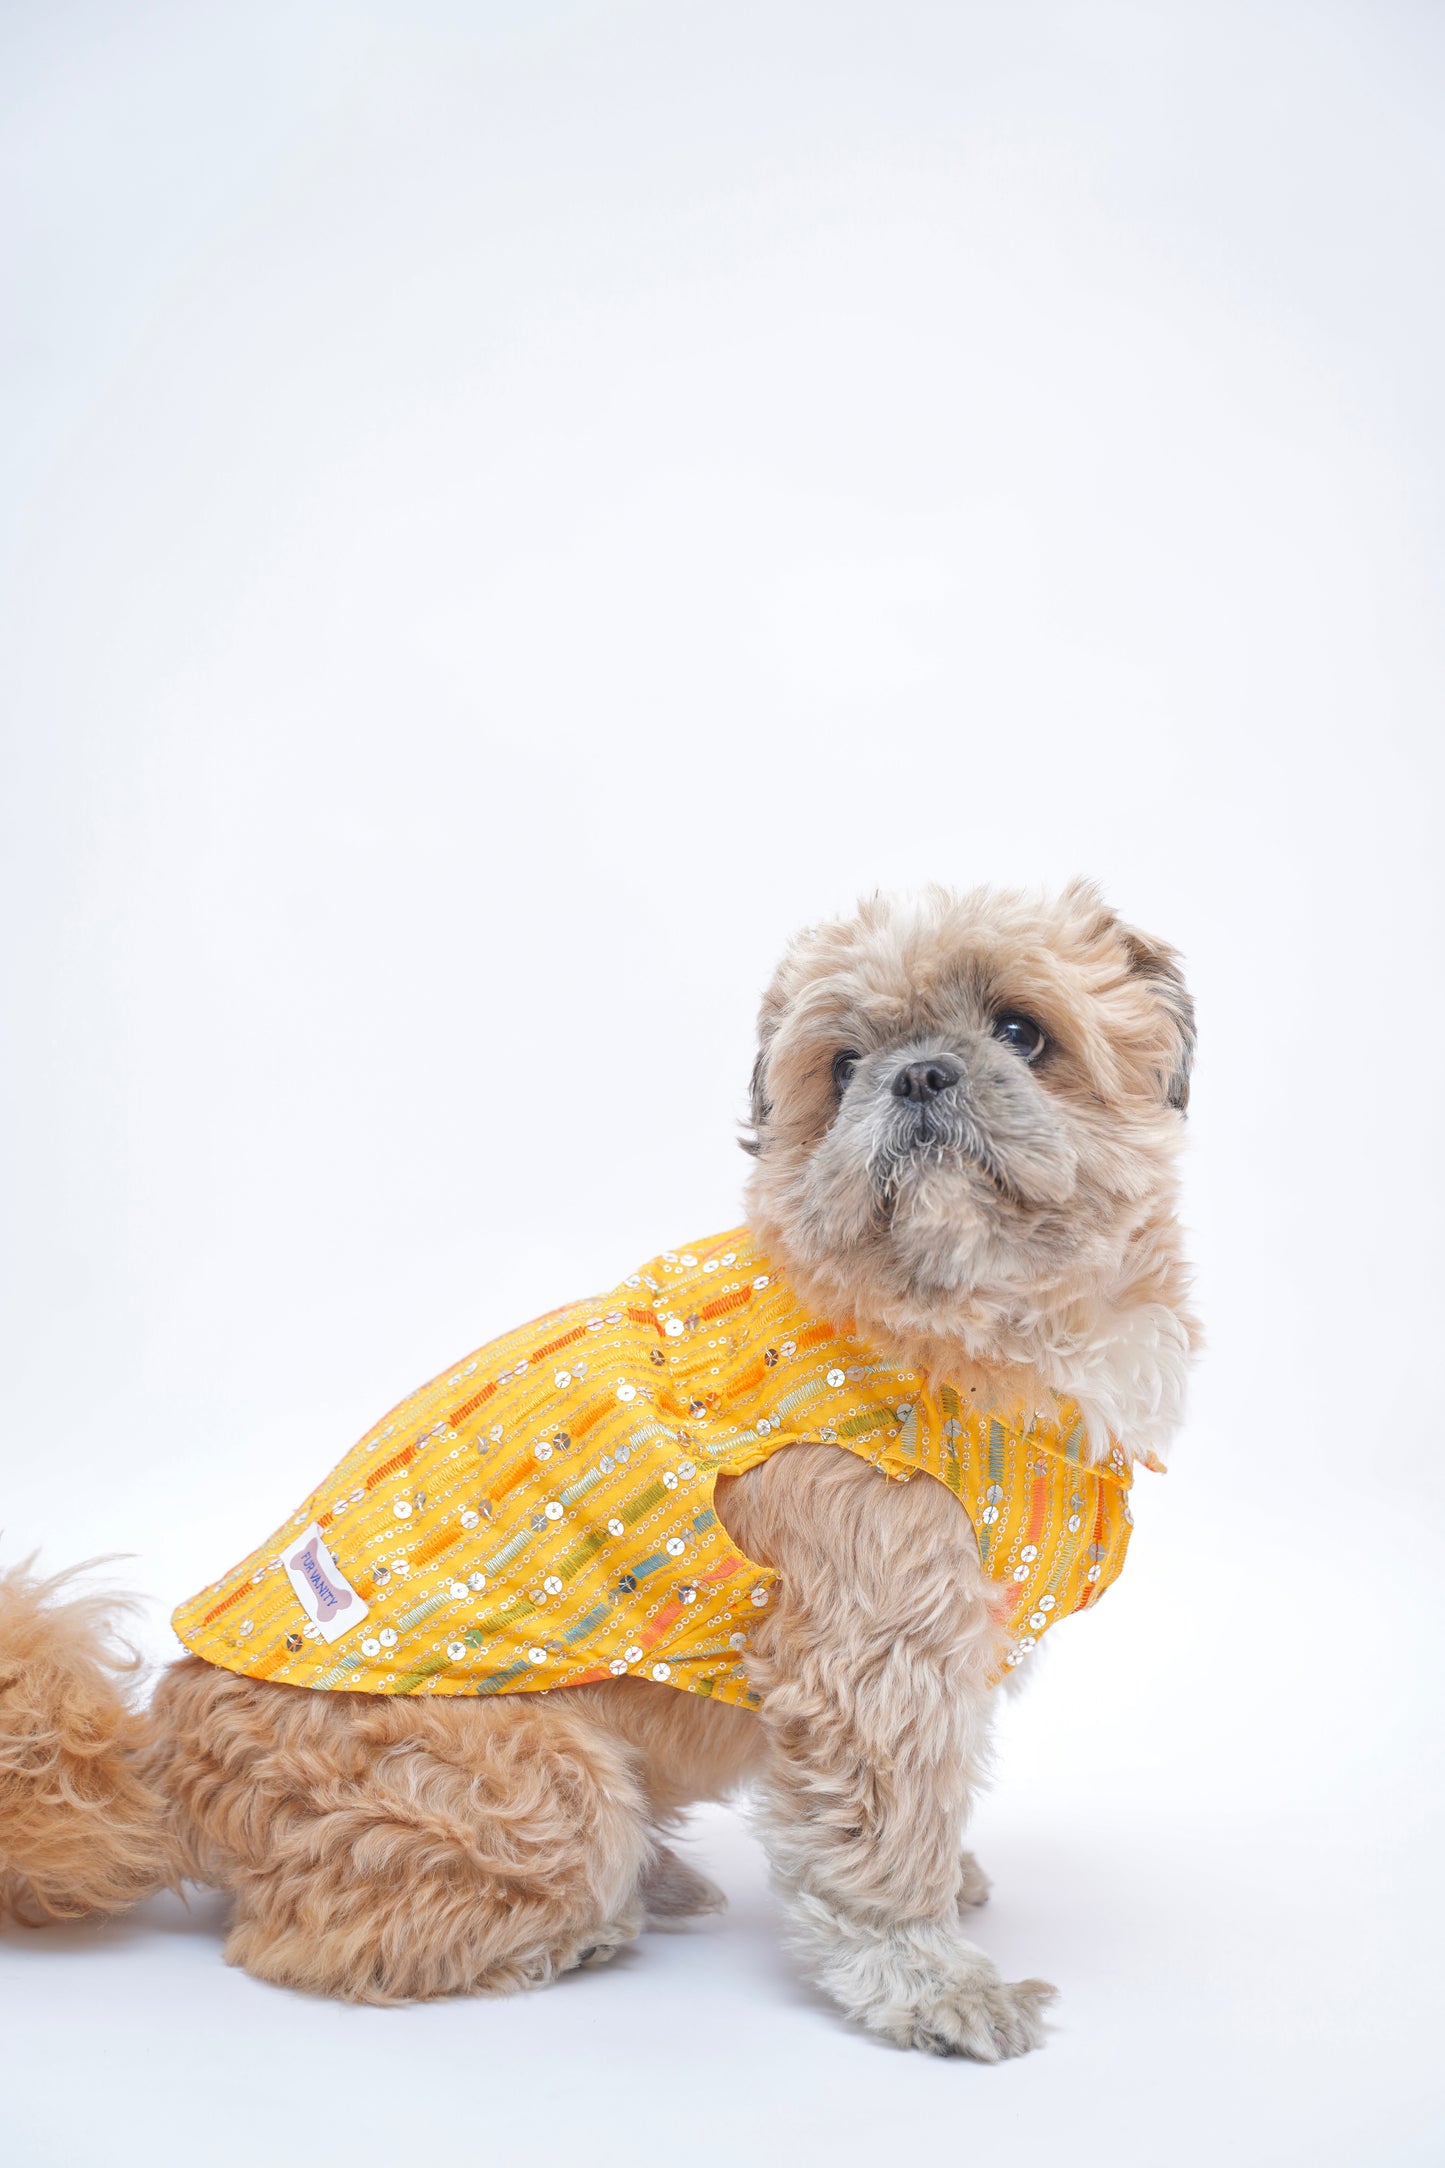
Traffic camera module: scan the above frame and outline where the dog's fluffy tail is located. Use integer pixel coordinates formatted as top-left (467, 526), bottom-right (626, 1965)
top-left (0, 1556), bottom-right (176, 1923)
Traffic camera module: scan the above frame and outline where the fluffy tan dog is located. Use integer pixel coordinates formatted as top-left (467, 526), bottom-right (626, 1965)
top-left (0, 880), bottom-right (1196, 2059)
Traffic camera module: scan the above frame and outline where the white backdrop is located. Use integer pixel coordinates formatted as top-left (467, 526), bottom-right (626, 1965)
top-left (2, 4), bottom-right (1442, 2163)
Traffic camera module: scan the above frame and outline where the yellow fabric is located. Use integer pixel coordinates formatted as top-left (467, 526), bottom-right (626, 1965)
top-left (173, 1230), bottom-right (1149, 1708)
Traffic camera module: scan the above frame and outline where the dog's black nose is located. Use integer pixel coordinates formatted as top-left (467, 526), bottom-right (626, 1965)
top-left (892, 1058), bottom-right (960, 1104)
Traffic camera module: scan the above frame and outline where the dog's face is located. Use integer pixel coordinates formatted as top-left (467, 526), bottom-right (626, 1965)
top-left (743, 881), bottom-right (1194, 1322)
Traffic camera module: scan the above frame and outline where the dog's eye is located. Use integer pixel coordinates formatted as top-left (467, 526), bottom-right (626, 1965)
top-left (992, 1012), bottom-right (1046, 1062)
top-left (831, 1050), bottom-right (860, 1094)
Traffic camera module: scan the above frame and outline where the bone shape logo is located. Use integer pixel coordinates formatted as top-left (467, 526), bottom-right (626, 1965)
top-left (288, 1534), bottom-right (354, 1621)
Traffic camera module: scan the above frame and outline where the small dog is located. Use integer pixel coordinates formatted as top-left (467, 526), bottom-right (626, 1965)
top-left (0, 880), bottom-right (1196, 2058)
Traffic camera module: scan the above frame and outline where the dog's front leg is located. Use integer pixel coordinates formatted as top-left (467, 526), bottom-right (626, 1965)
top-left (717, 1443), bottom-right (1055, 2059)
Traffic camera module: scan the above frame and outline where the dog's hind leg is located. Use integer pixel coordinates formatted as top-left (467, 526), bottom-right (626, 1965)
top-left (638, 1843), bottom-right (727, 1923)
top-left (956, 1849), bottom-right (992, 1909)
top-left (149, 1658), bottom-right (657, 2003)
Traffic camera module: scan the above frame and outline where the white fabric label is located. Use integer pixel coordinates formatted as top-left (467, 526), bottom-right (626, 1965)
top-left (282, 1522), bottom-right (369, 1644)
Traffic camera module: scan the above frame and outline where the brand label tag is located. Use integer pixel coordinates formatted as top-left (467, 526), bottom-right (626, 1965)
top-left (283, 1522), bottom-right (369, 1644)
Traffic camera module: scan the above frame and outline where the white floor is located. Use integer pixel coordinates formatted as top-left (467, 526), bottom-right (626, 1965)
top-left (5, 1802), bottom-right (1437, 2168)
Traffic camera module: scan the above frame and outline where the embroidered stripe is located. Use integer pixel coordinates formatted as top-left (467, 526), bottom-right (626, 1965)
top-left (563, 1602), bottom-right (611, 1644)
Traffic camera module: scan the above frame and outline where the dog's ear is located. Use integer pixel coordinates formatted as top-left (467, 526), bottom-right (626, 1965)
top-left (741, 977), bottom-right (789, 1157)
top-left (1062, 880), bottom-right (1196, 1112)
top-left (740, 1045), bottom-right (771, 1157)
top-left (1120, 927), bottom-right (1196, 1112)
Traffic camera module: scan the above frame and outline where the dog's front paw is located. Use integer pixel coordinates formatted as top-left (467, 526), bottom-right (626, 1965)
top-left (883, 1962), bottom-right (1055, 2060)
top-left (814, 1915), bottom-right (1055, 2060)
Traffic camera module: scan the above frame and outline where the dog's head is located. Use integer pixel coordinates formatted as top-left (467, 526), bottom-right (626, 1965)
top-left (742, 881), bottom-right (1195, 1403)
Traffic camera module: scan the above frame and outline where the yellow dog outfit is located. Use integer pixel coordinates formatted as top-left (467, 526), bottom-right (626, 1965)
top-left (175, 1230), bottom-right (1154, 1708)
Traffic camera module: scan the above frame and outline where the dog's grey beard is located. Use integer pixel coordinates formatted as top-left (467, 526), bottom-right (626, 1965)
top-left (863, 1126), bottom-right (1003, 1296)
top-left (867, 1109), bottom-right (1017, 1212)
top-left (783, 1126), bottom-right (1085, 1309)
top-left (847, 1087), bottom-right (1083, 1297)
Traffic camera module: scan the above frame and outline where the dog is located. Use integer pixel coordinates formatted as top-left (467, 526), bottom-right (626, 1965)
top-left (0, 878), bottom-right (1196, 2059)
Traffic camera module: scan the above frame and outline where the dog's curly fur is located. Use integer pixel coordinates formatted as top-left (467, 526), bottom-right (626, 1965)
top-left (0, 880), bottom-right (1195, 2058)
top-left (0, 1558), bottom-right (172, 1924)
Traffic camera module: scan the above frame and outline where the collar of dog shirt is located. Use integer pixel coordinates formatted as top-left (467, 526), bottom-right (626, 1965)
top-left (174, 1231), bottom-right (1157, 1705)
